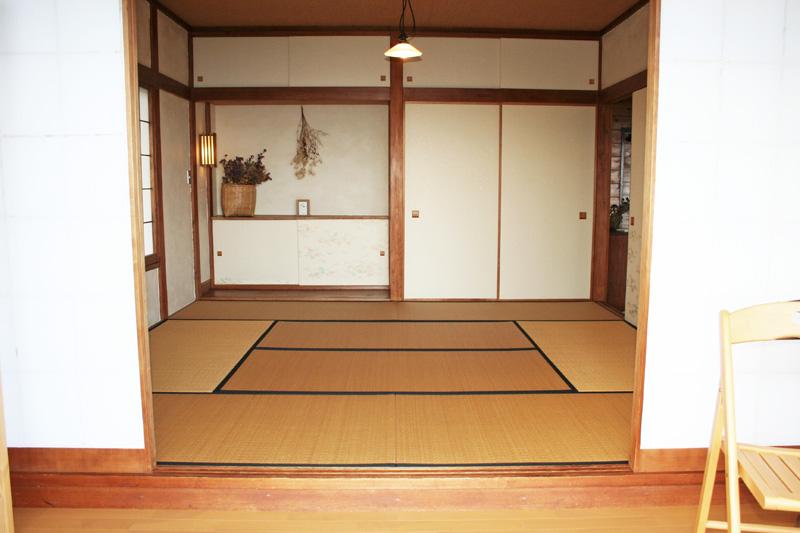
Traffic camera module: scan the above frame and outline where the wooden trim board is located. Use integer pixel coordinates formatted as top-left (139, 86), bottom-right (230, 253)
top-left (630, 0), bottom-right (660, 472)
top-left (192, 87), bottom-right (390, 104)
top-left (190, 26), bottom-right (601, 40)
top-left (138, 64), bottom-right (191, 99)
top-left (8, 448), bottom-right (151, 474)
top-left (599, 70), bottom-right (648, 103)
top-left (404, 88), bottom-right (597, 105)
top-left (637, 448), bottom-right (715, 473)
top-left (122, 0), bottom-right (156, 472)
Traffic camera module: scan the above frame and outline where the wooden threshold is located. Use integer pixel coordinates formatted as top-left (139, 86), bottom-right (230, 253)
top-left (11, 469), bottom-right (714, 511)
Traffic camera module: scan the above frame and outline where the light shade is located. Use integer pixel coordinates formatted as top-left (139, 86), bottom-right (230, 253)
top-left (199, 133), bottom-right (216, 166)
top-left (384, 40), bottom-right (422, 59)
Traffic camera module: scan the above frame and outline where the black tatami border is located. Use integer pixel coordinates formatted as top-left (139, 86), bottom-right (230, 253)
top-left (156, 459), bottom-right (629, 468)
top-left (512, 320), bottom-right (578, 392)
top-left (213, 321), bottom-right (279, 392)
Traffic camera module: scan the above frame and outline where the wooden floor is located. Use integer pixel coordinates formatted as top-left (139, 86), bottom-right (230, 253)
top-left (152, 301), bottom-right (635, 468)
top-left (13, 504), bottom-right (799, 532)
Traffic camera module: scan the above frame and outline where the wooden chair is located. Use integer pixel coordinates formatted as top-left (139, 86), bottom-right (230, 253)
top-left (696, 301), bottom-right (800, 533)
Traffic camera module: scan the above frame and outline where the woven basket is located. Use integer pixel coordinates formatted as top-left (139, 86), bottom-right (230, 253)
top-left (221, 183), bottom-right (256, 217)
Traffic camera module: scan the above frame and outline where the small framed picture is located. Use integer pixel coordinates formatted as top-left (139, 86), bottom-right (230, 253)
top-left (296, 199), bottom-right (310, 216)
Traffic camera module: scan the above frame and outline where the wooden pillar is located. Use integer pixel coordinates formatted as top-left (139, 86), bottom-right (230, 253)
top-left (388, 37), bottom-right (405, 301)
top-left (0, 381), bottom-right (14, 532)
top-left (590, 103), bottom-right (613, 302)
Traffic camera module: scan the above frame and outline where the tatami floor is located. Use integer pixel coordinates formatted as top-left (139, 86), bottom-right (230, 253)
top-left (150, 300), bottom-right (636, 467)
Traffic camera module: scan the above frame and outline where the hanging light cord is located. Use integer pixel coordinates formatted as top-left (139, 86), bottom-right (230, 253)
top-left (398, 0), bottom-right (416, 40)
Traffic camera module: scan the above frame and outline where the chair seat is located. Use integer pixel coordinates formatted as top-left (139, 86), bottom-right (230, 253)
top-left (736, 444), bottom-right (800, 512)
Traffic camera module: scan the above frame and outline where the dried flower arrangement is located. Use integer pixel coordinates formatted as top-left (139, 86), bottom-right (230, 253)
top-left (292, 107), bottom-right (327, 179)
top-left (219, 149), bottom-right (272, 185)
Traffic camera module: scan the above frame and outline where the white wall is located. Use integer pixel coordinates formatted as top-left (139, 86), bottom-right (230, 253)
top-left (214, 105), bottom-right (388, 216)
top-left (641, 0), bottom-right (800, 449)
top-left (159, 91), bottom-right (195, 314)
top-left (156, 11), bottom-right (188, 84)
top-left (404, 104), bottom-right (499, 299)
top-left (625, 88), bottom-right (646, 325)
top-left (601, 4), bottom-right (649, 88)
top-left (0, 0), bottom-right (144, 448)
top-left (499, 105), bottom-right (595, 299)
top-left (145, 268), bottom-right (161, 326)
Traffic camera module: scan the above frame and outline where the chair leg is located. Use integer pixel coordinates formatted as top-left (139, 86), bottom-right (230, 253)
top-left (695, 390), bottom-right (724, 533)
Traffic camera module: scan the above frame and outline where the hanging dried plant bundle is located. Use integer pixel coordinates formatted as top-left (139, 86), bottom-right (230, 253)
top-left (292, 106), bottom-right (327, 179)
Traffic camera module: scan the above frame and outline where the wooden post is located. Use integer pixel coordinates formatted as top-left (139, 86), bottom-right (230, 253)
top-left (388, 36), bottom-right (405, 301)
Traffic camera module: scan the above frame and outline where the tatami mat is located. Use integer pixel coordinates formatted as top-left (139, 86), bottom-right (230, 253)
top-left (519, 321), bottom-right (636, 392)
top-left (258, 321), bottom-right (532, 350)
top-left (171, 300), bottom-right (621, 322)
top-left (149, 320), bottom-right (271, 392)
top-left (221, 350), bottom-right (570, 392)
top-left (154, 394), bottom-right (396, 465)
top-left (395, 393), bottom-right (631, 464)
top-left (154, 392), bottom-right (630, 465)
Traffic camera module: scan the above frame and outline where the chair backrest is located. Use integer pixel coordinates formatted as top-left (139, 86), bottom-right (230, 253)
top-left (726, 301), bottom-right (800, 345)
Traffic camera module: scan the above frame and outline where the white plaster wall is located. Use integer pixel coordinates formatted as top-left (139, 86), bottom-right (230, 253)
top-left (145, 268), bottom-right (161, 326)
top-left (297, 219), bottom-right (389, 285)
top-left (159, 91), bottom-right (195, 314)
top-left (213, 219), bottom-right (299, 285)
top-left (404, 38), bottom-right (501, 88)
top-left (625, 88), bottom-right (647, 325)
top-left (156, 10), bottom-right (188, 84)
top-left (641, 0), bottom-right (800, 449)
top-left (193, 37), bottom-right (289, 88)
top-left (601, 4), bottom-right (649, 88)
top-left (0, 0), bottom-right (144, 447)
top-left (404, 104), bottom-right (499, 299)
top-left (500, 39), bottom-right (599, 90)
top-left (288, 36), bottom-right (390, 87)
top-left (214, 105), bottom-right (388, 216)
top-left (135, 0), bottom-right (150, 67)
top-left (499, 105), bottom-right (595, 299)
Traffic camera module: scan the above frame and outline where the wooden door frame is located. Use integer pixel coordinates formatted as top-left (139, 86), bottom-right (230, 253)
top-left (629, 0), bottom-right (660, 471)
top-left (122, 0), bottom-right (157, 471)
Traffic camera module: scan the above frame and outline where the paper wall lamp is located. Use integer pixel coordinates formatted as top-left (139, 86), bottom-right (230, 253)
top-left (199, 133), bottom-right (216, 166)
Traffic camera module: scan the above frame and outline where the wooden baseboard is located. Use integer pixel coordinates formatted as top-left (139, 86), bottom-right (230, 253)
top-left (12, 471), bottom-right (709, 511)
top-left (636, 448), bottom-right (712, 473)
top-left (9, 448), bottom-right (151, 474)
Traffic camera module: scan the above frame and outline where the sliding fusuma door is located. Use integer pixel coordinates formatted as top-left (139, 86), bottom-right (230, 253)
top-left (404, 103), bottom-right (500, 299)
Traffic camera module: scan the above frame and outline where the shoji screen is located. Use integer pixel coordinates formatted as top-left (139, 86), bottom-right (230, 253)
top-left (499, 105), bottom-right (595, 299)
top-left (405, 104), bottom-right (500, 299)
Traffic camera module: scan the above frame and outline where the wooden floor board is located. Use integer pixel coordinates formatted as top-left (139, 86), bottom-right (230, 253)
top-left (13, 504), bottom-right (799, 532)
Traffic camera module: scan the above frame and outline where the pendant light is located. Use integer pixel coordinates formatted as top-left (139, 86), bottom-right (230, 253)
top-left (384, 0), bottom-right (422, 59)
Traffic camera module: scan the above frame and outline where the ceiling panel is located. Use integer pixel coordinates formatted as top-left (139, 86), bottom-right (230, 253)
top-left (157, 0), bottom-right (643, 32)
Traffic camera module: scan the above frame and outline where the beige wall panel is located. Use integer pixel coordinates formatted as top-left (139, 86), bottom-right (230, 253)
top-left (213, 220), bottom-right (298, 285)
top-left (136, 0), bottom-right (150, 67)
top-left (405, 104), bottom-right (499, 299)
top-left (288, 36), bottom-right (390, 87)
top-left (404, 38), bottom-right (500, 88)
top-left (499, 105), bottom-right (595, 299)
top-left (297, 220), bottom-right (389, 285)
top-left (625, 88), bottom-right (647, 324)
top-left (157, 11), bottom-right (188, 84)
top-left (214, 105), bottom-right (388, 216)
top-left (601, 4), bottom-right (649, 88)
top-left (500, 39), bottom-right (599, 90)
top-left (159, 91), bottom-right (195, 313)
top-left (195, 102), bottom-right (211, 282)
top-left (193, 37), bottom-right (289, 87)
top-left (145, 267), bottom-right (161, 326)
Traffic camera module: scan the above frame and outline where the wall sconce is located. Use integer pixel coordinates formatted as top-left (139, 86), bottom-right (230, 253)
top-left (199, 133), bottom-right (217, 166)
